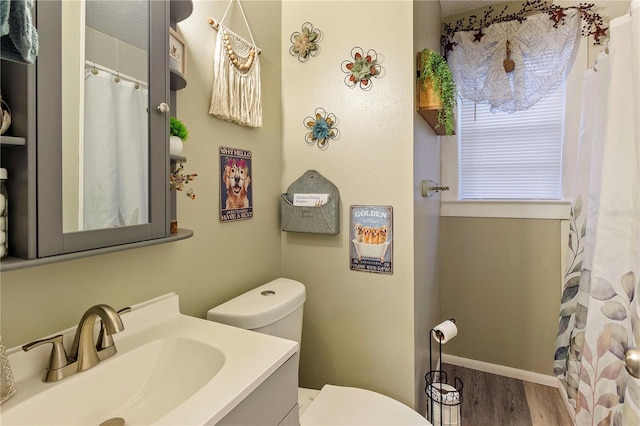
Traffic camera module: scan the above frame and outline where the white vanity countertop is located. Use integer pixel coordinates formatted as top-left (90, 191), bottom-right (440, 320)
top-left (1, 293), bottom-right (298, 425)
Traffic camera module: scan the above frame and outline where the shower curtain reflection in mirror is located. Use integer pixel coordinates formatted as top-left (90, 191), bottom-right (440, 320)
top-left (82, 69), bottom-right (149, 231)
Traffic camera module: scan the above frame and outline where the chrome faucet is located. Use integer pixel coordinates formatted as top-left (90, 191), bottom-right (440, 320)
top-left (22, 304), bottom-right (126, 382)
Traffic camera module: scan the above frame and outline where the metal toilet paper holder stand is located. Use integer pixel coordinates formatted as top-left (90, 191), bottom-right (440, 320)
top-left (425, 318), bottom-right (463, 426)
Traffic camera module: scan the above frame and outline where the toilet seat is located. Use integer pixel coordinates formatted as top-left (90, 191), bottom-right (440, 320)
top-left (299, 385), bottom-right (431, 426)
top-left (298, 387), bottom-right (320, 416)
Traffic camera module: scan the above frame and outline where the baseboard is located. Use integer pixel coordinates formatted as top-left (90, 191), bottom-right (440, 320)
top-left (441, 353), bottom-right (558, 387)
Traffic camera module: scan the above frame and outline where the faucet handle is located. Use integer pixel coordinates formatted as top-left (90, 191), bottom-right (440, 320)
top-left (96, 307), bottom-right (130, 350)
top-left (22, 334), bottom-right (71, 371)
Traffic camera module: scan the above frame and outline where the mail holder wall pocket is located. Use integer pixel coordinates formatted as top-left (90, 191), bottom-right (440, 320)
top-left (281, 170), bottom-right (340, 234)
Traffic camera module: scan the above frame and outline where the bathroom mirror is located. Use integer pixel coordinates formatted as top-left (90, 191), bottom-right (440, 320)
top-left (61, 1), bottom-right (150, 233)
top-left (36, 0), bottom-right (169, 257)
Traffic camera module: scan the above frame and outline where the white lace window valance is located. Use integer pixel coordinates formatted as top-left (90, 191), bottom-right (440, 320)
top-left (448, 9), bottom-right (580, 113)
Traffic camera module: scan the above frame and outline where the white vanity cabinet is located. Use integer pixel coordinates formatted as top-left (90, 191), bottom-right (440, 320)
top-left (217, 355), bottom-right (300, 426)
top-left (1, 293), bottom-right (299, 425)
top-left (0, 0), bottom-right (193, 271)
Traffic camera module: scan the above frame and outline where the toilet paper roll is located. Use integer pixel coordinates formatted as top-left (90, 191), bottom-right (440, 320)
top-left (431, 320), bottom-right (457, 344)
top-left (426, 383), bottom-right (461, 426)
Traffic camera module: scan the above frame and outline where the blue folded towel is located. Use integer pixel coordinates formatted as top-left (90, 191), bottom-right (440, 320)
top-left (1, 0), bottom-right (39, 64)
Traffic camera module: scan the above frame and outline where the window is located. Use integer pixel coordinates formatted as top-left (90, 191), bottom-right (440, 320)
top-left (458, 82), bottom-right (565, 200)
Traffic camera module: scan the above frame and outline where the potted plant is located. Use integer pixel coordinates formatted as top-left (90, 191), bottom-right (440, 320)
top-left (169, 116), bottom-right (189, 155)
top-left (417, 49), bottom-right (456, 136)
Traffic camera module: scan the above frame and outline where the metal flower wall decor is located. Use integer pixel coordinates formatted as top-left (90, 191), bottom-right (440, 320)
top-left (303, 108), bottom-right (340, 150)
top-left (341, 47), bottom-right (382, 90)
top-left (290, 22), bottom-right (322, 62)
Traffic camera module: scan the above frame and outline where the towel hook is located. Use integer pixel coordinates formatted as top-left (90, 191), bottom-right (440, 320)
top-left (421, 180), bottom-right (450, 198)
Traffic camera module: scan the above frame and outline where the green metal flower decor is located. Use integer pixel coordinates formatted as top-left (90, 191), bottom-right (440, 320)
top-left (290, 22), bottom-right (322, 62)
top-left (341, 47), bottom-right (382, 90)
top-left (304, 107), bottom-right (340, 150)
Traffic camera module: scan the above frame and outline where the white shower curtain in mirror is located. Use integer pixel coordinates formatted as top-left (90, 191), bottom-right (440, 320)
top-left (554, 2), bottom-right (640, 425)
top-left (83, 70), bottom-right (148, 231)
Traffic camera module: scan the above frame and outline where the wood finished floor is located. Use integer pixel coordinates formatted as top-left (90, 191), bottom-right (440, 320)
top-left (437, 364), bottom-right (573, 426)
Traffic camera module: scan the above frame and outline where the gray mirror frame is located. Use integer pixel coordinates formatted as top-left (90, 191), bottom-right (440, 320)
top-left (36, 0), bottom-right (170, 257)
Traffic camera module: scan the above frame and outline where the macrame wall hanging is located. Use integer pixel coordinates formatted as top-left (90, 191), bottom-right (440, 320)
top-left (208, 0), bottom-right (262, 128)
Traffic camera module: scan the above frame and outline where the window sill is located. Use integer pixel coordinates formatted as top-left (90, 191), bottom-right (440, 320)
top-left (441, 200), bottom-right (571, 220)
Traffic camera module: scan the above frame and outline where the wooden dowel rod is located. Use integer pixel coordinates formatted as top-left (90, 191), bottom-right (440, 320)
top-left (207, 18), bottom-right (262, 55)
top-left (208, 17), bottom-right (220, 29)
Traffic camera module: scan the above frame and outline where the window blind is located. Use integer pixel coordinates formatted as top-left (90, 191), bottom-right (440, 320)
top-left (459, 83), bottom-right (565, 200)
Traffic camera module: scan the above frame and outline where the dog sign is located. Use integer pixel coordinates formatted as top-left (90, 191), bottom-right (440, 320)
top-left (219, 146), bottom-right (253, 222)
top-left (350, 205), bottom-right (393, 274)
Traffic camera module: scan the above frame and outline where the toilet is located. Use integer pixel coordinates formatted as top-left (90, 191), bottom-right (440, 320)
top-left (206, 278), bottom-right (431, 426)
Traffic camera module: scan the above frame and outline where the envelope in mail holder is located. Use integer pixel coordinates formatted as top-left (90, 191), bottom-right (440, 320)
top-left (281, 170), bottom-right (340, 234)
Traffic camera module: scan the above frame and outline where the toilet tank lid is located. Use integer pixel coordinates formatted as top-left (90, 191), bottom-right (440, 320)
top-left (206, 278), bottom-right (306, 330)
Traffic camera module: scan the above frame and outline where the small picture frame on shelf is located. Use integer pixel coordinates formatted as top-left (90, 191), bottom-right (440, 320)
top-left (169, 28), bottom-right (187, 76)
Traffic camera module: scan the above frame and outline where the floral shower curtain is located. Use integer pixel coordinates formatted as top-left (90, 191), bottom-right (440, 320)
top-left (554, 2), bottom-right (640, 425)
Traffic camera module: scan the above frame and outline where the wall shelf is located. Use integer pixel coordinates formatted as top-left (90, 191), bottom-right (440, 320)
top-left (170, 69), bottom-right (187, 90)
top-left (416, 79), bottom-right (452, 136)
top-left (170, 0), bottom-right (193, 24)
top-left (0, 136), bottom-right (26, 146)
top-left (169, 0), bottom-right (191, 92)
top-left (415, 52), bottom-right (455, 136)
top-left (1, 228), bottom-right (193, 272)
top-left (169, 0), bottom-right (193, 236)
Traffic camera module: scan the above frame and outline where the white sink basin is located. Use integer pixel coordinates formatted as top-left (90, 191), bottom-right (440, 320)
top-left (0, 293), bottom-right (297, 425)
top-left (3, 337), bottom-right (224, 425)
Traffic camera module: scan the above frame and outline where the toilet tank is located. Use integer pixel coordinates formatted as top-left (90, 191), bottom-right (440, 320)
top-left (206, 278), bottom-right (306, 344)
